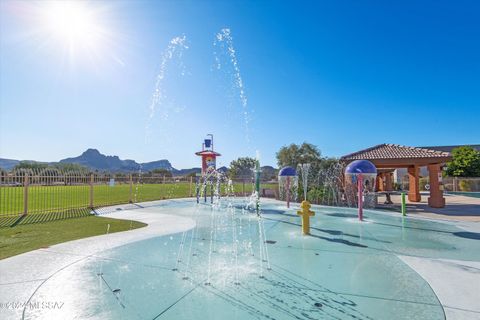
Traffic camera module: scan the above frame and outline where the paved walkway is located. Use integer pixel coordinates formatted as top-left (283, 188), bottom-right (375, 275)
top-left (377, 193), bottom-right (480, 222)
top-left (374, 195), bottom-right (480, 319)
top-left (400, 256), bottom-right (480, 320)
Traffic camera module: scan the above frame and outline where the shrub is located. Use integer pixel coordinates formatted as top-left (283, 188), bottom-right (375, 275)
top-left (307, 188), bottom-right (324, 203)
top-left (459, 180), bottom-right (472, 192)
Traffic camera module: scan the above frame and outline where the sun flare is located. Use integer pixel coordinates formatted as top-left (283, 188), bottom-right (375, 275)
top-left (43, 1), bottom-right (104, 48)
top-left (20, 0), bottom-right (119, 66)
top-left (46, 2), bottom-right (95, 41)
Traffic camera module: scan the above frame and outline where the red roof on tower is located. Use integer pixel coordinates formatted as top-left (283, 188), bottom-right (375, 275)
top-left (195, 150), bottom-right (221, 156)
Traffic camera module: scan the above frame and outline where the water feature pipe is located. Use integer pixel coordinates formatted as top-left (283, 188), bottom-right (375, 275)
top-left (345, 160), bottom-right (377, 221)
top-left (255, 160), bottom-right (261, 214)
top-left (204, 180), bottom-right (207, 203)
top-left (210, 182), bottom-right (214, 204)
top-left (287, 178), bottom-right (290, 207)
top-left (358, 174), bottom-right (364, 220)
top-left (195, 174), bottom-right (200, 204)
top-left (401, 192), bottom-right (407, 216)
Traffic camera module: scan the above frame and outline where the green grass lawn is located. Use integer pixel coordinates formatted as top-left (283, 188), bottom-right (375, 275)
top-left (0, 183), bottom-right (192, 216)
top-left (0, 181), bottom-right (277, 259)
top-left (0, 215), bottom-right (147, 259)
top-left (0, 182), bottom-right (277, 216)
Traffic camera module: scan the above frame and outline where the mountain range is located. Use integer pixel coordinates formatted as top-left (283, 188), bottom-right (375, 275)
top-left (0, 149), bottom-right (202, 175)
top-left (60, 149), bottom-right (175, 172)
top-left (0, 149), bottom-right (276, 178)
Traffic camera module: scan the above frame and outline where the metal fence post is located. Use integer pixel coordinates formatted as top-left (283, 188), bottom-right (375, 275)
top-left (89, 173), bottom-right (94, 209)
top-left (129, 174), bottom-right (133, 203)
top-left (23, 174), bottom-right (29, 216)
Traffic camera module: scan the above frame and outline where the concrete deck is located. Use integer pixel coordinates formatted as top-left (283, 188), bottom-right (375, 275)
top-left (377, 193), bottom-right (480, 222)
top-left (374, 198), bottom-right (480, 319)
top-left (0, 202), bottom-right (195, 320)
top-left (1, 199), bottom-right (479, 319)
top-left (400, 256), bottom-right (480, 320)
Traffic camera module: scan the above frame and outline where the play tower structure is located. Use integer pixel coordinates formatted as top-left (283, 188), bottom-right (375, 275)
top-left (195, 134), bottom-right (221, 203)
top-left (195, 134), bottom-right (221, 175)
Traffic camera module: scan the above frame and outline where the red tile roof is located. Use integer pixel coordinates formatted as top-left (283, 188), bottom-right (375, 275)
top-left (341, 144), bottom-right (451, 161)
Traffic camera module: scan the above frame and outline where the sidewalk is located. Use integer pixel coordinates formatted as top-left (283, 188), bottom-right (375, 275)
top-left (376, 193), bottom-right (480, 222)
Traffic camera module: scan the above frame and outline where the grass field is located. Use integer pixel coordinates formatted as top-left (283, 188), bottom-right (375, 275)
top-left (0, 215), bottom-right (147, 259)
top-left (0, 181), bottom-right (276, 258)
top-left (0, 181), bottom-right (276, 259)
top-left (0, 182), bottom-right (277, 218)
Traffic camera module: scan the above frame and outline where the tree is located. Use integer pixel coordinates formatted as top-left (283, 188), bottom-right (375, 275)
top-left (445, 146), bottom-right (480, 177)
top-left (53, 162), bottom-right (89, 172)
top-left (229, 157), bottom-right (256, 179)
top-left (185, 171), bottom-right (199, 178)
top-left (14, 161), bottom-right (48, 171)
top-left (318, 157), bottom-right (340, 172)
top-left (276, 142), bottom-right (322, 171)
top-left (260, 166), bottom-right (278, 181)
top-left (0, 168), bottom-right (7, 183)
top-left (151, 168), bottom-right (173, 177)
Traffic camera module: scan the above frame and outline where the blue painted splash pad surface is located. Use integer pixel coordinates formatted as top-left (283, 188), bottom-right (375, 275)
top-left (25, 199), bottom-right (480, 320)
top-left (446, 191), bottom-right (480, 199)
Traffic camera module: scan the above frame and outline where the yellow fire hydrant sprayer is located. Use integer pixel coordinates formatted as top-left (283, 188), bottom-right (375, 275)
top-left (297, 200), bottom-right (315, 235)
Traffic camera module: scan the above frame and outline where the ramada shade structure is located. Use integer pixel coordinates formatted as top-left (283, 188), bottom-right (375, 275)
top-left (340, 144), bottom-right (452, 208)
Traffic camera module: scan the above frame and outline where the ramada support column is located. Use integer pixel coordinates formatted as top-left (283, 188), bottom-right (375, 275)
top-left (376, 173), bottom-right (384, 191)
top-left (385, 173), bottom-right (393, 191)
top-left (428, 164), bottom-right (445, 208)
top-left (407, 165), bottom-right (421, 202)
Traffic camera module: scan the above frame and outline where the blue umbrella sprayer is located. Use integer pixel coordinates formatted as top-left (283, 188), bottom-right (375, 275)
top-left (278, 166), bottom-right (298, 208)
top-left (345, 160), bottom-right (377, 221)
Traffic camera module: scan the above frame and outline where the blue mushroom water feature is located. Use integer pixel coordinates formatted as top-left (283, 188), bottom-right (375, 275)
top-left (278, 166), bottom-right (298, 208)
top-left (345, 160), bottom-right (377, 221)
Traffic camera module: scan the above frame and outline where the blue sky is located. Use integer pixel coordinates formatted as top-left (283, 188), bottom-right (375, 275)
top-left (1, 0), bottom-right (479, 169)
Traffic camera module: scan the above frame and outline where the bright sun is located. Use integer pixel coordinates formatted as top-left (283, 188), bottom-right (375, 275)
top-left (47, 2), bottom-right (95, 40)
top-left (8, 0), bottom-right (120, 67)
top-left (34, 0), bottom-right (115, 63)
